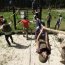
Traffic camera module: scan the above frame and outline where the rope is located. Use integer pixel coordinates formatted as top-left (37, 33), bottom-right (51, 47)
top-left (29, 41), bottom-right (31, 65)
top-left (29, 32), bottom-right (33, 65)
top-left (5, 9), bottom-right (20, 23)
top-left (7, 9), bottom-right (20, 19)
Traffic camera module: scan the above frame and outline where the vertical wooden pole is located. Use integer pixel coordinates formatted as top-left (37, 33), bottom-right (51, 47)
top-left (39, 0), bottom-right (42, 20)
top-left (13, 6), bottom-right (16, 29)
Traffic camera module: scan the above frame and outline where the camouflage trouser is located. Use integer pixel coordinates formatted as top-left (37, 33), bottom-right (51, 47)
top-left (23, 27), bottom-right (28, 39)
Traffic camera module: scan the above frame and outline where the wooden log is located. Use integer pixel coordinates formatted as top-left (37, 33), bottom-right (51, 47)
top-left (36, 26), bottom-right (65, 42)
top-left (42, 26), bottom-right (65, 35)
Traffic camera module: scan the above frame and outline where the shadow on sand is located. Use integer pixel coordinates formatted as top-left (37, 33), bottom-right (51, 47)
top-left (10, 42), bottom-right (30, 49)
top-left (27, 37), bottom-right (35, 40)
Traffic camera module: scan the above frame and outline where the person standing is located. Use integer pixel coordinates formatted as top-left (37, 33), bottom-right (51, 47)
top-left (18, 17), bottom-right (30, 40)
top-left (2, 19), bottom-right (14, 46)
top-left (47, 12), bottom-right (52, 28)
top-left (55, 14), bottom-right (62, 29)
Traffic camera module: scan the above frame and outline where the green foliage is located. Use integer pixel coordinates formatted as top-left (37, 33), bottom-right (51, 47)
top-left (0, 9), bottom-right (65, 33)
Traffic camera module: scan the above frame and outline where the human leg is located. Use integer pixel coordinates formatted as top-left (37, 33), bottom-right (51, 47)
top-left (47, 21), bottom-right (50, 28)
top-left (48, 21), bottom-right (50, 28)
top-left (36, 41), bottom-right (41, 54)
top-left (26, 28), bottom-right (28, 39)
top-left (35, 28), bottom-right (40, 39)
top-left (58, 23), bottom-right (60, 29)
top-left (23, 27), bottom-right (25, 37)
top-left (9, 35), bottom-right (14, 43)
top-left (55, 22), bottom-right (58, 29)
top-left (5, 35), bottom-right (11, 46)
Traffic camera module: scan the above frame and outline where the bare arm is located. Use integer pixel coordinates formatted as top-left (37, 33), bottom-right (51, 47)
top-left (17, 20), bottom-right (21, 23)
top-left (45, 32), bottom-right (50, 49)
top-left (36, 27), bottom-right (43, 42)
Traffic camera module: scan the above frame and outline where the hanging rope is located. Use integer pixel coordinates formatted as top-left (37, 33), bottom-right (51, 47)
top-left (7, 9), bottom-right (19, 19)
top-left (5, 9), bottom-right (20, 23)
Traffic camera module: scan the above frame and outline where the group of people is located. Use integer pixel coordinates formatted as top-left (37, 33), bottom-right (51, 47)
top-left (47, 12), bottom-right (62, 29)
top-left (32, 0), bottom-right (62, 62)
top-left (0, 6), bottom-right (63, 62)
top-left (34, 14), bottom-right (51, 62)
top-left (45, 12), bottom-right (62, 29)
top-left (0, 12), bottom-right (51, 62)
top-left (0, 15), bottom-right (30, 46)
top-left (19, 11), bottom-right (51, 62)
top-left (0, 0), bottom-right (63, 63)
top-left (32, 0), bottom-right (62, 29)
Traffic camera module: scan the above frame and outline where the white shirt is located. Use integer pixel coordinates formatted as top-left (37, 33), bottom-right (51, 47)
top-left (60, 17), bottom-right (62, 22)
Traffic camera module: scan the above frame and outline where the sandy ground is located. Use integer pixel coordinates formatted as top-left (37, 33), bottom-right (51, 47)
top-left (0, 34), bottom-right (65, 65)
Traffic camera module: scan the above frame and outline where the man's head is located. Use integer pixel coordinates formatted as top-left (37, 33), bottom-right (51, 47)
top-left (0, 16), bottom-right (3, 21)
top-left (39, 51), bottom-right (48, 63)
top-left (24, 16), bottom-right (27, 19)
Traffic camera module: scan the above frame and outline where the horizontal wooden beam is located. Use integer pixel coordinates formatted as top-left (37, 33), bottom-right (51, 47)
top-left (42, 26), bottom-right (65, 35)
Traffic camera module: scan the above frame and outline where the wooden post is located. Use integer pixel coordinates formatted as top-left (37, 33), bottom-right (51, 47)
top-left (13, 6), bottom-right (16, 29)
top-left (12, 0), bottom-right (16, 29)
top-left (39, 0), bottom-right (42, 20)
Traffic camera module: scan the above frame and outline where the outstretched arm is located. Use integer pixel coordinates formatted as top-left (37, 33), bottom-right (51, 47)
top-left (17, 20), bottom-right (21, 23)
